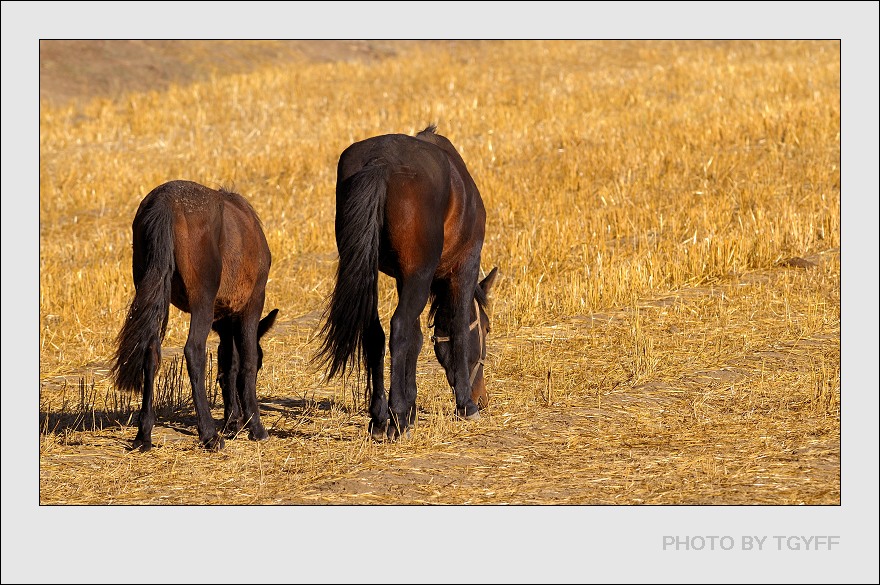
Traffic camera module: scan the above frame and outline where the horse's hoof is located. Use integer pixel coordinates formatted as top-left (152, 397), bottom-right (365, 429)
top-left (387, 424), bottom-right (413, 442)
top-left (249, 427), bottom-right (269, 442)
top-left (455, 402), bottom-right (481, 420)
top-left (369, 420), bottom-right (389, 442)
top-left (204, 435), bottom-right (225, 451)
top-left (131, 439), bottom-right (152, 452)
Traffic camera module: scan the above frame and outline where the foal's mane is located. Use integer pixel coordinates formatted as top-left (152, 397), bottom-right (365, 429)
top-left (218, 185), bottom-right (264, 226)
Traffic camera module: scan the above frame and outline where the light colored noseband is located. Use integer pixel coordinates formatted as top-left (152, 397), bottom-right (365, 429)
top-left (431, 299), bottom-right (485, 385)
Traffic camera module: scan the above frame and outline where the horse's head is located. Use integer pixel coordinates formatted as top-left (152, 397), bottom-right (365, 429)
top-left (257, 308), bottom-right (279, 370)
top-left (431, 267), bottom-right (498, 410)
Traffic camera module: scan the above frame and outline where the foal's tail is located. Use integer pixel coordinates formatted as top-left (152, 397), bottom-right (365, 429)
top-left (111, 196), bottom-right (175, 393)
top-left (315, 164), bottom-right (388, 385)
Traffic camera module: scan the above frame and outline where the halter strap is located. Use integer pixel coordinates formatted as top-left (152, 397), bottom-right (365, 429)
top-left (430, 298), bottom-right (484, 385)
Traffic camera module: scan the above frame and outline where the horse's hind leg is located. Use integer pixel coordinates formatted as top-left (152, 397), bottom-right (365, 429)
top-left (235, 312), bottom-right (268, 442)
top-left (132, 340), bottom-right (160, 451)
top-left (387, 273), bottom-right (432, 440)
top-left (366, 314), bottom-right (389, 440)
top-left (184, 305), bottom-right (224, 450)
top-left (401, 316), bottom-right (423, 426)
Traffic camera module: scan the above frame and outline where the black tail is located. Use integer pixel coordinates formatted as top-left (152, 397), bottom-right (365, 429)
top-left (316, 164), bottom-right (388, 385)
top-left (111, 197), bottom-right (175, 392)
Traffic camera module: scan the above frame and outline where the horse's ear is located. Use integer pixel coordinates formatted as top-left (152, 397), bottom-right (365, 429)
top-left (258, 308), bottom-right (279, 338)
top-left (479, 267), bottom-right (499, 296)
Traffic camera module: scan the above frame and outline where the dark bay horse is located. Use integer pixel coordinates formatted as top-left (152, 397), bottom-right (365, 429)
top-left (316, 125), bottom-right (498, 440)
top-left (112, 180), bottom-right (278, 451)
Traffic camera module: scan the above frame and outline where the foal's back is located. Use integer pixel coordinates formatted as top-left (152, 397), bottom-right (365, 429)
top-left (135, 180), bottom-right (271, 317)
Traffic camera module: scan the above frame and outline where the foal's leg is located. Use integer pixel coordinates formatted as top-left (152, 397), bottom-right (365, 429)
top-left (132, 340), bottom-right (160, 451)
top-left (217, 325), bottom-right (243, 436)
top-left (366, 313), bottom-right (389, 441)
top-left (387, 272), bottom-right (432, 440)
top-left (184, 304), bottom-right (224, 450)
top-left (236, 312), bottom-right (268, 441)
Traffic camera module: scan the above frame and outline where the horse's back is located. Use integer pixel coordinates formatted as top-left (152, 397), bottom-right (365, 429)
top-left (409, 129), bottom-right (487, 276)
top-left (338, 133), bottom-right (448, 184)
top-left (337, 130), bottom-right (485, 280)
top-left (415, 127), bottom-right (484, 213)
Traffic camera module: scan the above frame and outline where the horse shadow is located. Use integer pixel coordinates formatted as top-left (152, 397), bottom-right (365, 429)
top-left (256, 396), bottom-right (360, 441)
top-left (40, 393), bottom-right (360, 447)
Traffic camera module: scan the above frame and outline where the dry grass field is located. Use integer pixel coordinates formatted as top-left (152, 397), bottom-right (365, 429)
top-left (38, 40), bottom-right (840, 506)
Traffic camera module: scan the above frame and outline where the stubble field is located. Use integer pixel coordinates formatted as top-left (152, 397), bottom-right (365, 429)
top-left (38, 40), bottom-right (840, 505)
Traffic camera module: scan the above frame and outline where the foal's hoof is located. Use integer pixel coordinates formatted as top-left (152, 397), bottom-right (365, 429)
top-left (248, 427), bottom-right (269, 442)
top-left (131, 438), bottom-right (152, 452)
top-left (222, 420), bottom-right (243, 438)
top-left (203, 434), bottom-right (225, 451)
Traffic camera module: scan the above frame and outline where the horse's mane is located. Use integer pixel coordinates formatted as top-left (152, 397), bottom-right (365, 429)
top-left (414, 124), bottom-right (474, 181)
top-left (428, 278), bottom-right (488, 331)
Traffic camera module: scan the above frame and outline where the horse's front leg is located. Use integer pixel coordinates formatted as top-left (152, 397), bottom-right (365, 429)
top-left (450, 267), bottom-right (481, 420)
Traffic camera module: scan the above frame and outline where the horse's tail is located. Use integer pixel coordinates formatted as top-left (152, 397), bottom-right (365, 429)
top-left (111, 196), bottom-right (175, 393)
top-left (316, 163), bottom-right (388, 387)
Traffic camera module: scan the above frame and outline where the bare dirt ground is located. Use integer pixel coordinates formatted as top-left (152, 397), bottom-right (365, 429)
top-left (39, 40), bottom-right (469, 107)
